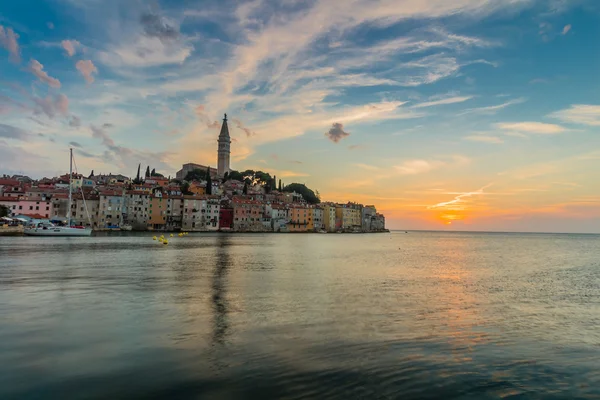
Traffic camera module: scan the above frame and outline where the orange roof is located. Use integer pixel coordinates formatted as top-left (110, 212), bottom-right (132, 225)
top-left (0, 196), bottom-right (18, 202)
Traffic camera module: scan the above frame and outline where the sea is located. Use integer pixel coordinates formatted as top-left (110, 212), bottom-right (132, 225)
top-left (0, 231), bottom-right (598, 399)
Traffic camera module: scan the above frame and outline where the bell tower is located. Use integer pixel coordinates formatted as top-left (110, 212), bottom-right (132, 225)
top-left (217, 113), bottom-right (231, 177)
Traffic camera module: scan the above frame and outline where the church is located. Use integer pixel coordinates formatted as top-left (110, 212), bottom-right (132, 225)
top-left (175, 114), bottom-right (231, 180)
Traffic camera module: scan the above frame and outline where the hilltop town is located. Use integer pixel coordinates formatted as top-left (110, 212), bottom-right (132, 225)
top-left (0, 115), bottom-right (386, 233)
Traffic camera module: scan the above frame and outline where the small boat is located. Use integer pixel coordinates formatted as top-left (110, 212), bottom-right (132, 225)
top-left (317, 230), bottom-right (327, 234)
top-left (24, 148), bottom-right (92, 237)
top-left (120, 224), bottom-right (133, 231)
top-left (24, 221), bottom-right (92, 237)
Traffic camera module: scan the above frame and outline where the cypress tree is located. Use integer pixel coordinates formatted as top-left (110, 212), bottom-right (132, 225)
top-left (206, 167), bottom-right (212, 195)
top-left (151, 168), bottom-right (156, 176)
top-left (243, 181), bottom-right (248, 195)
top-left (278, 179), bottom-right (282, 191)
top-left (135, 164), bottom-right (141, 184)
top-left (89, 170), bottom-right (94, 178)
top-left (145, 166), bottom-right (151, 178)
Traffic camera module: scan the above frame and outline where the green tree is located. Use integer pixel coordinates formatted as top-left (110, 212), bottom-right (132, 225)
top-left (184, 168), bottom-right (207, 182)
top-left (227, 170), bottom-right (244, 181)
top-left (206, 167), bottom-right (212, 195)
top-left (0, 205), bottom-right (9, 218)
top-left (181, 182), bottom-right (193, 195)
top-left (134, 164), bottom-right (141, 184)
top-left (151, 168), bottom-right (156, 176)
top-left (89, 170), bottom-right (94, 178)
top-left (278, 179), bottom-right (282, 191)
top-left (282, 183), bottom-right (320, 204)
top-left (243, 181), bottom-right (248, 195)
top-left (145, 166), bottom-right (150, 178)
top-left (272, 175), bottom-right (277, 191)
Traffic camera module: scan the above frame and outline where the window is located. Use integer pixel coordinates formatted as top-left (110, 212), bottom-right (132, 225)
top-left (29, 206), bottom-right (33, 210)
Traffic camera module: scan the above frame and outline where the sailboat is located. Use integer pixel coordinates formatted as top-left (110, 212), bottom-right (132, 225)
top-left (24, 149), bottom-right (92, 237)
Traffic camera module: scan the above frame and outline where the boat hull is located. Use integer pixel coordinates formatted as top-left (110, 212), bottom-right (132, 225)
top-left (24, 227), bottom-right (92, 237)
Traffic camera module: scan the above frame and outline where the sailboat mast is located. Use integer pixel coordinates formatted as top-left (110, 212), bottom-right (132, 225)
top-left (68, 148), bottom-right (73, 227)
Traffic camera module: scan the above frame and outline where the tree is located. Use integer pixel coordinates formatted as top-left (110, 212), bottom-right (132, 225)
top-left (145, 166), bottom-right (150, 178)
top-left (222, 171), bottom-right (229, 183)
top-left (134, 164), bottom-right (141, 184)
top-left (89, 170), bottom-right (94, 178)
top-left (282, 183), bottom-right (320, 204)
top-left (272, 175), bottom-right (277, 191)
top-left (206, 166), bottom-right (212, 195)
top-left (151, 168), bottom-right (156, 176)
top-left (278, 179), bottom-right (282, 191)
top-left (243, 181), bottom-right (248, 195)
top-left (184, 168), bottom-right (207, 182)
top-left (226, 170), bottom-right (244, 181)
top-left (0, 205), bottom-right (9, 218)
top-left (181, 182), bottom-right (192, 195)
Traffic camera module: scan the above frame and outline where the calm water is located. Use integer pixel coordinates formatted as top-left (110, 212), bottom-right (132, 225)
top-left (0, 232), bottom-right (599, 399)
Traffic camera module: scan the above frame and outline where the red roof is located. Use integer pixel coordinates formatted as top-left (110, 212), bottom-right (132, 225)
top-left (0, 179), bottom-right (21, 186)
top-left (0, 196), bottom-right (19, 202)
top-left (19, 213), bottom-right (47, 219)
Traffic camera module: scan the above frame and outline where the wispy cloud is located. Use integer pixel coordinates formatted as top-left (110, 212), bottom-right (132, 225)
top-left (463, 134), bottom-right (504, 144)
top-left (61, 39), bottom-right (80, 57)
top-left (562, 24), bottom-right (572, 35)
top-left (0, 123), bottom-right (31, 141)
top-left (394, 159), bottom-right (444, 175)
top-left (28, 59), bottom-right (61, 88)
top-left (354, 163), bottom-right (379, 171)
top-left (279, 170), bottom-right (309, 178)
top-left (411, 95), bottom-right (473, 109)
top-left (427, 184), bottom-right (493, 210)
top-left (0, 25), bottom-right (20, 63)
top-left (458, 98), bottom-right (526, 115)
top-left (549, 104), bottom-right (600, 126)
top-left (76, 60), bottom-right (98, 83)
top-left (496, 121), bottom-right (566, 134)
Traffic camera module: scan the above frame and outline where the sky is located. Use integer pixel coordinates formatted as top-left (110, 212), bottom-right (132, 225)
top-left (1, 0), bottom-right (599, 233)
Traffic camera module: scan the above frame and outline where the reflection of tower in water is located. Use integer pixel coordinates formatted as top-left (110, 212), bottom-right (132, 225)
top-left (212, 235), bottom-right (230, 346)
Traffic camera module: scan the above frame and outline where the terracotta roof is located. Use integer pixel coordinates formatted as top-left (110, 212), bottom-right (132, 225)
top-left (0, 196), bottom-right (19, 202)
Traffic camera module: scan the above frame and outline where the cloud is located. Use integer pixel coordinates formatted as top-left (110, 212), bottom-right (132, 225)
top-left (69, 141), bottom-right (82, 148)
top-left (195, 105), bottom-right (221, 129)
top-left (232, 118), bottom-right (256, 137)
top-left (529, 78), bottom-right (548, 84)
top-left (325, 122), bottom-right (350, 143)
top-left (47, 22), bottom-right (54, 30)
top-left (395, 159), bottom-right (444, 175)
top-left (348, 144), bottom-right (368, 150)
top-left (562, 24), bottom-right (571, 35)
top-left (463, 135), bottom-right (504, 144)
top-left (0, 25), bottom-right (20, 63)
top-left (354, 163), bottom-right (379, 171)
top-left (61, 40), bottom-right (80, 57)
top-left (0, 123), bottom-right (31, 141)
top-left (427, 184), bottom-right (493, 210)
top-left (549, 104), bottom-right (600, 126)
top-left (279, 170), bottom-right (310, 178)
top-left (69, 115), bottom-right (82, 128)
top-left (76, 60), bottom-right (98, 83)
top-left (496, 121), bottom-right (566, 134)
top-left (458, 98), bottom-right (526, 115)
top-left (140, 12), bottom-right (179, 42)
top-left (28, 59), bottom-right (61, 88)
top-left (411, 95), bottom-right (473, 108)
top-left (32, 94), bottom-right (69, 119)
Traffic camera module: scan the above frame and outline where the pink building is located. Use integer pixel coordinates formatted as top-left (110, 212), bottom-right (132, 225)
top-left (0, 198), bottom-right (53, 218)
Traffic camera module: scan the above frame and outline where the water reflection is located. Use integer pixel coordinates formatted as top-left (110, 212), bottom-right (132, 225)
top-left (212, 235), bottom-right (231, 347)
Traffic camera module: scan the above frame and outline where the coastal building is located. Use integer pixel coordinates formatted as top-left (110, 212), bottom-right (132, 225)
top-left (217, 114), bottom-right (231, 177)
top-left (362, 205), bottom-right (377, 232)
top-left (175, 163), bottom-right (218, 181)
top-left (289, 204), bottom-right (312, 232)
top-left (270, 204), bottom-right (288, 232)
top-left (165, 196), bottom-right (184, 231)
top-left (322, 203), bottom-right (336, 232)
top-left (232, 197), bottom-right (264, 231)
top-left (124, 191), bottom-right (150, 229)
top-left (72, 194), bottom-right (99, 227)
top-left (219, 207), bottom-right (233, 230)
top-left (148, 191), bottom-right (167, 230)
top-left (312, 206), bottom-right (324, 231)
top-left (99, 190), bottom-right (124, 229)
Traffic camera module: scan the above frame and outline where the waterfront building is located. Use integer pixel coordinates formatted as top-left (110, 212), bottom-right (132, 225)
top-left (219, 207), bottom-right (233, 230)
top-left (362, 205), bottom-right (377, 232)
top-left (165, 196), bottom-right (184, 231)
top-left (148, 191), bottom-right (167, 230)
top-left (124, 191), bottom-right (150, 229)
top-left (232, 197), bottom-right (264, 231)
top-left (322, 203), bottom-right (336, 232)
top-left (99, 190), bottom-right (125, 228)
top-left (289, 204), bottom-right (312, 232)
top-left (313, 206), bottom-right (324, 231)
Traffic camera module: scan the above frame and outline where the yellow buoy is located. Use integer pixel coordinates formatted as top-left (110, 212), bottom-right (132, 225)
top-left (170, 233), bottom-right (174, 237)
top-left (178, 233), bottom-right (183, 237)
top-left (163, 240), bottom-right (168, 245)
top-left (153, 236), bottom-right (157, 240)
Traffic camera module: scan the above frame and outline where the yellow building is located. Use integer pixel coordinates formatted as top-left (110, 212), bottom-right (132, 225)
top-left (288, 205), bottom-right (312, 232)
top-left (148, 195), bottom-right (167, 229)
top-left (322, 203), bottom-right (336, 232)
top-left (188, 182), bottom-right (206, 196)
top-left (335, 203), bottom-right (362, 231)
